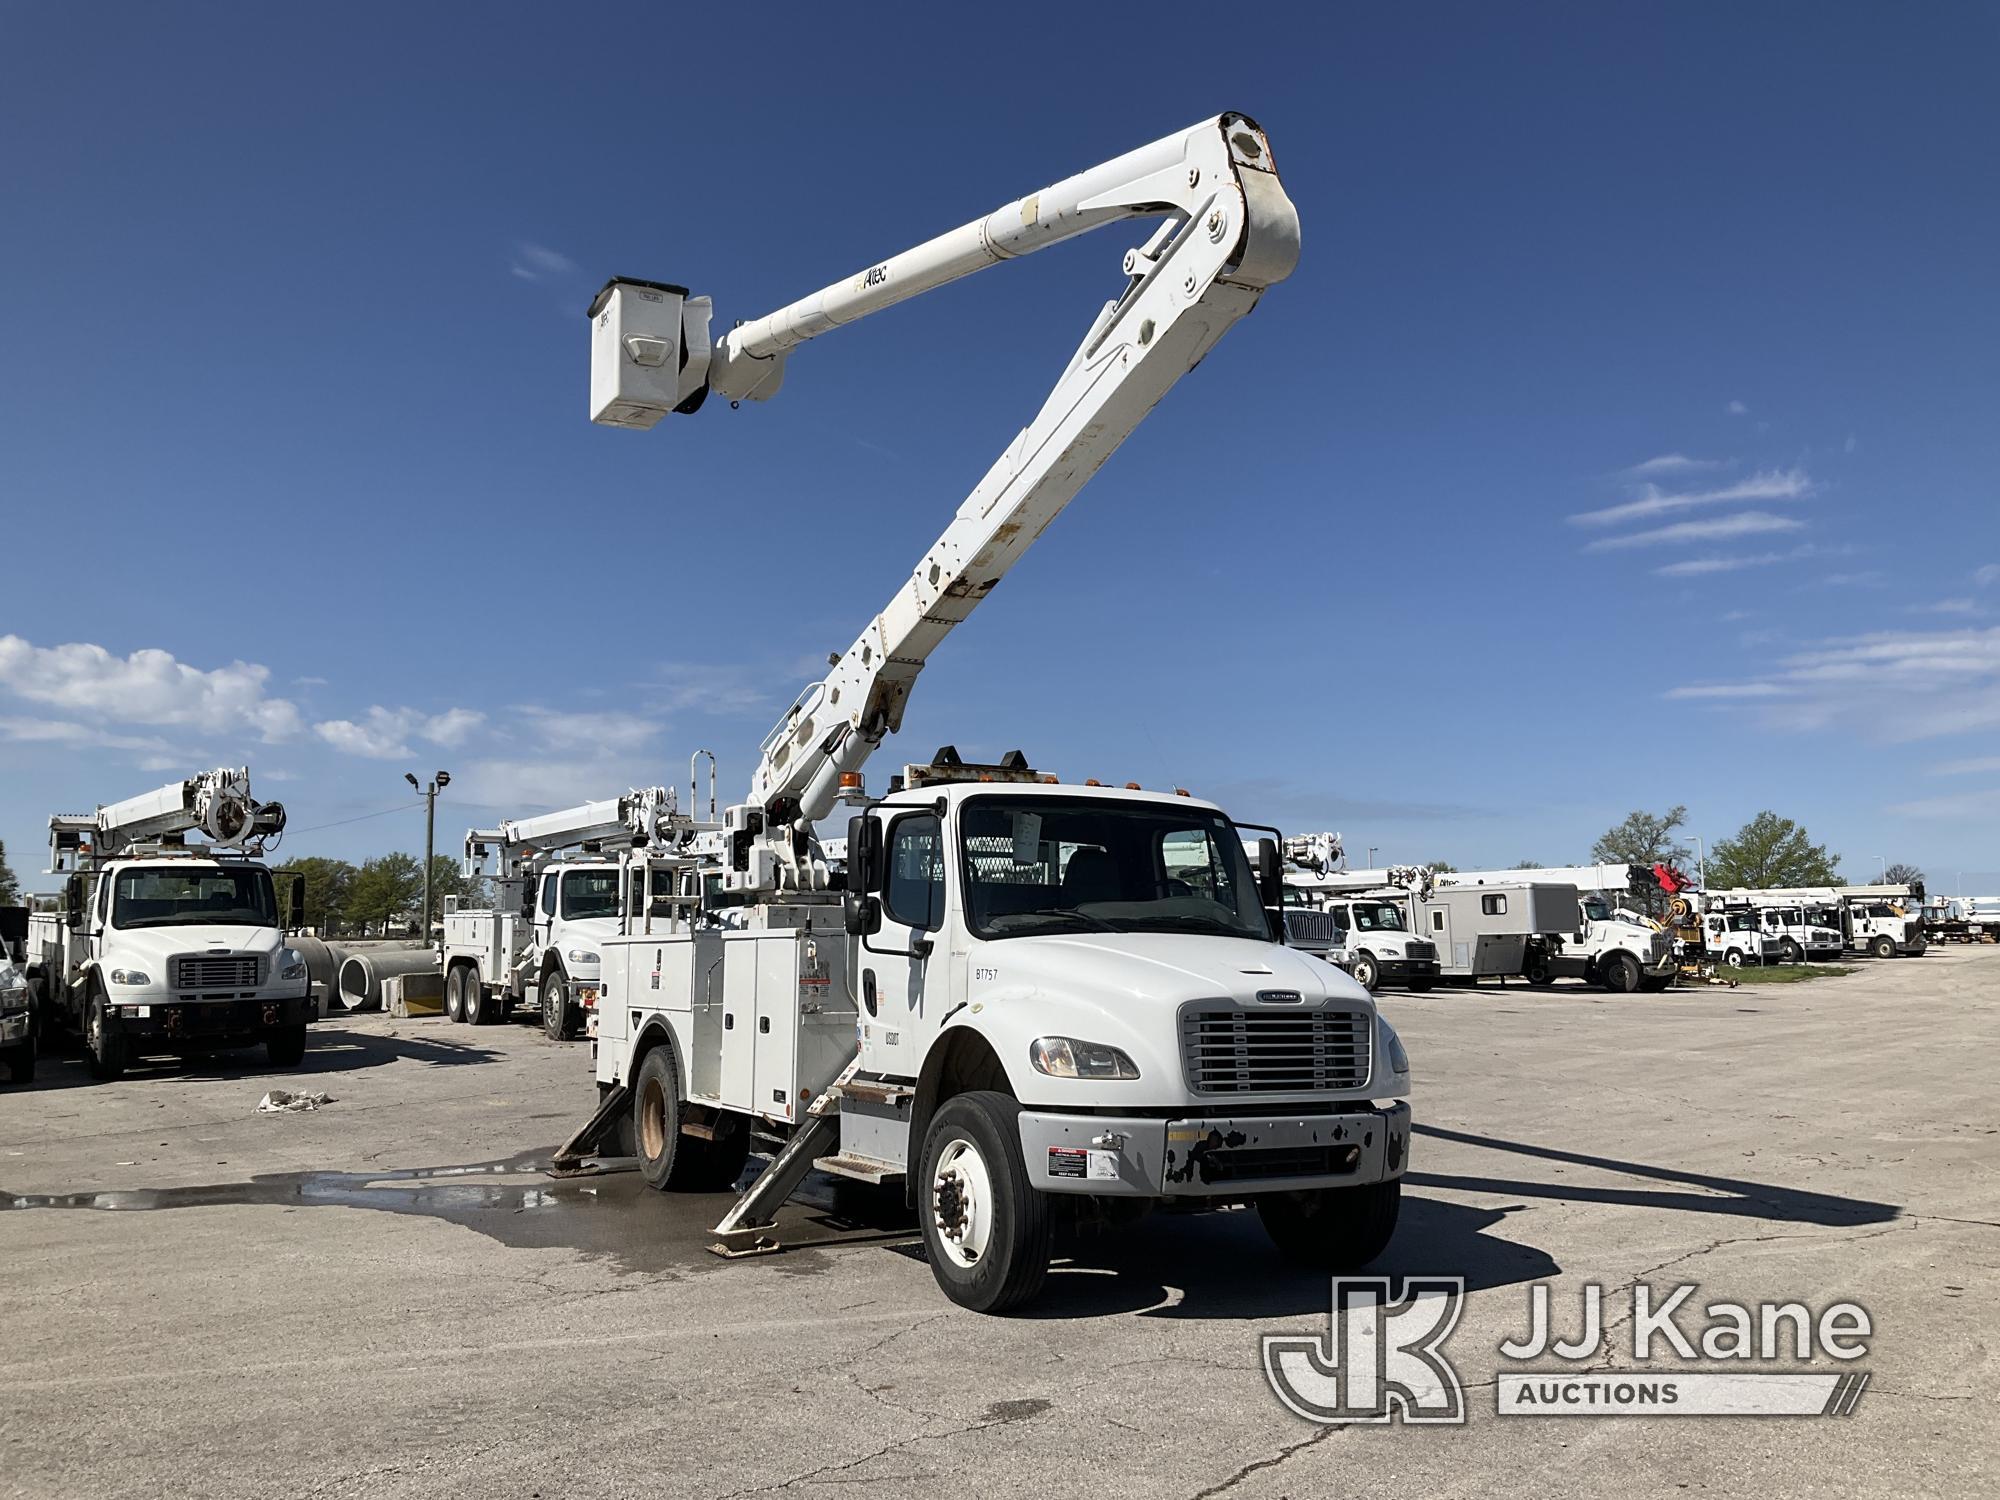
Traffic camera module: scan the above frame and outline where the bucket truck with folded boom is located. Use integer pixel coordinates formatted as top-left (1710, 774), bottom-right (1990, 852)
top-left (24, 768), bottom-right (309, 1079)
top-left (570, 113), bottom-right (1414, 1314)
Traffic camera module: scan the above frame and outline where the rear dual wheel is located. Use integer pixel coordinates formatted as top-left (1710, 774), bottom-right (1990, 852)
top-left (445, 965), bottom-right (493, 1026)
top-left (631, 1047), bottom-right (749, 1192)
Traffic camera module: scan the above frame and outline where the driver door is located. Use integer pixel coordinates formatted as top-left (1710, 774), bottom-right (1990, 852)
top-left (859, 811), bottom-right (944, 1081)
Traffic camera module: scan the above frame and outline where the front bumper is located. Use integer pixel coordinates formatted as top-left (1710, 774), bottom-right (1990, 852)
top-left (108, 993), bottom-right (311, 1043)
top-left (1018, 1101), bottom-right (1411, 1198)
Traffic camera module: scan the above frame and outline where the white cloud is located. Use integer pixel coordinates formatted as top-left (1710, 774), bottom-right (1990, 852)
top-left (1656, 552), bottom-right (1792, 577)
top-left (294, 675), bottom-right (329, 688)
top-left (313, 705), bottom-right (486, 760)
top-left (1886, 788), bottom-right (2000, 820)
top-left (1727, 400), bottom-right (1749, 415)
top-left (1976, 563), bottom-right (2000, 587)
top-left (514, 706), bottom-right (663, 756)
top-left (1623, 453), bottom-right (1731, 477)
top-left (1819, 571), bottom-right (1884, 588)
top-left (0, 715), bottom-right (175, 755)
top-left (1668, 625), bottom-right (2000, 742)
top-left (650, 663), bottom-right (771, 717)
top-left (1930, 755), bottom-right (2000, 776)
top-left (1907, 598), bottom-right (1980, 616)
top-left (1844, 434), bottom-right (1858, 454)
top-left (509, 241), bottom-right (576, 282)
top-left (0, 635), bottom-right (300, 741)
top-left (1570, 468), bottom-right (1811, 527)
top-left (1584, 511), bottom-right (1806, 552)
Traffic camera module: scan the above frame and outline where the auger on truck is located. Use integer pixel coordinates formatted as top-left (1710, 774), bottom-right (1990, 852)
top-left (568, 113), bottom-right (1415, 1313)
top-left (23, 768), bottom-right (310, 1079)
top-left (444, 784), bottom-right (711, 1038)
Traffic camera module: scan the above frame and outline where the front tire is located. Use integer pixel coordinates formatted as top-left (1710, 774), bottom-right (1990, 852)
top-left (1723, 948), bottom-right (1746, 969)
top-left (919, 1092), bottom-right (1050, 1314)
top-left (1350, 952), bottom-right (1380, 992)
top-left (267, 1022), bottom-right (307, 1068)
top-left (85, 986), bottom-right (126, 1081)
top-left (1870, 935), bottom-right (1895, 960)
top-left (541, 966), bottom-right (570, 1040)
top-left (1601, 952), bottom-right (1641, 993)
top-left (1779, 939), bottom-right (1802, 965)
top-left (1258, 1178), bottom-right (1401, 1270)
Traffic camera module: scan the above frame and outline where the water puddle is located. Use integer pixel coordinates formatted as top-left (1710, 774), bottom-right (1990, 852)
top-left (1, 1155), bottom-right (918, 1276)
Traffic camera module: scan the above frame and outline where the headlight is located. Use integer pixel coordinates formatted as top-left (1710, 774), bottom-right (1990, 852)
top-left (109, 969), bottom-right (152, 987)
top-left (567, 948), bottom-right (600, 966)
top-left (1029, 1036), bottom-right (1141, 1080)
top-left (279, 948), bottom-right (308, 982)
top-left (1378, 1015), bottom-right (1410, 1077)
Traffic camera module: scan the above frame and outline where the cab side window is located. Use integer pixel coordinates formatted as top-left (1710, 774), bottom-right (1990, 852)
top-left (884, 814), bottom-right (944, 931)
top-left (539, 872), bottom-right (559, 918)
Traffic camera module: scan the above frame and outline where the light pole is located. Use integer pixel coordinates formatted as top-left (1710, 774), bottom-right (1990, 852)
top-left (1366, 847), bottom-right (1379, 869)
top-left (405, 770), bottom-right (452, 938)
top-left (1876, 855), bottom-right (1887, 882)
top-left (1694, 835), bottom-right (1705, 891)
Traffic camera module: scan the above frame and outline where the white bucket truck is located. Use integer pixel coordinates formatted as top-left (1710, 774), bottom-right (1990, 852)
top-left (443, 785), bottom-right (705, 1038)
top-left (23, 769), bottom-right (309, 1079)
top-left (568, 113), bottom-right (1414, 1313)
top-left (1717, 885), bottom-right (1926, 959)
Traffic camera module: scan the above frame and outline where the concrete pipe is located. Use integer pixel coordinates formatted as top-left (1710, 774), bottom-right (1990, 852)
top-left (336, 946), bottom-right (438, 1013)
top-left (287, 935), bottom-right (349, 1019)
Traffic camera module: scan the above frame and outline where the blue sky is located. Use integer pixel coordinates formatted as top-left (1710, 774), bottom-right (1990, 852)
top-left (2, 3), bottom-right (1996, 891)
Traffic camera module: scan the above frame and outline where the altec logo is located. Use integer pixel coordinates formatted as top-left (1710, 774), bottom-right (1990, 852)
top-left (1264, 1279), bottom-right (1873, 1424)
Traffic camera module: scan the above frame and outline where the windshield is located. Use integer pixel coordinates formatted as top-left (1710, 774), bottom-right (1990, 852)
top-left (960, 796), bottom-right (1268, 942)
top-left (112, 865), bottom-right (277, 930)
top-left (1583, 896), bottom-right (1612, 922)
top-left (1350, 900), bottom-right (1407, 932)
top-left (560, 870), bottom-right (619, 921)
top-left (1727, 912), bottom-right (1757, 931)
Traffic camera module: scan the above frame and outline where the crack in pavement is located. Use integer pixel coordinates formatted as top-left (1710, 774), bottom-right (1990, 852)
top-left (1186, 1423), bottom-right (1342, 1500)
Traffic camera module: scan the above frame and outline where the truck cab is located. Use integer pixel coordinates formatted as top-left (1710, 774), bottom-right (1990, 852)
top-left (1532, 894), bottom-right (1676, 992)
top-left (1846, 899), bottom-right (1926, 958)
top-left (1756, 903), bottom-right (1844, 963)
top-left (531, 858), bottom-right (627, 1036)
top-left (1312, 894), bottom-right (1438, 992)
top-left (1700, 907), bottom-right (1780, 968)
top-left (28, 855), bottom-right (310, 1078)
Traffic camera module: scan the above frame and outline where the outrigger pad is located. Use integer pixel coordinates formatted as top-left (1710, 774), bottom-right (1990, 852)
top-left (549, 1083), bottom-right (630, 1176)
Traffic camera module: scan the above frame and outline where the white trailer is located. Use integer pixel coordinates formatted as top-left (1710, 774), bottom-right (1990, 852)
top-left (1418, 881), bottom-right (1582, 981)
top-left (23, 769), bottom-right (310, 1079)
top-left (570, 113), bottom-right (1415, 1314)
top-left (1438, 864), bottom-right (1676, 992)
top-left (441, 786), bottom-right (712, 1038)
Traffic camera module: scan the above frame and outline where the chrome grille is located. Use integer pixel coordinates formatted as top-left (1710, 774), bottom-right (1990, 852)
top-left (1180, 1006), bottom-right (1372, 1094)
top-left (173, 954), bottom-right (262, 991)
top-left (1281, 909), bottom-right (1342, 950)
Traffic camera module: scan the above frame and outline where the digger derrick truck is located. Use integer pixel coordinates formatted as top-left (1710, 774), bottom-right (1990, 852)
top-left (24, 769), bottom-right (310, 1079)
top-left (572, 114), bottom-right (1415, 1313)
top-left (443, 786), bottom-right (705, 1039)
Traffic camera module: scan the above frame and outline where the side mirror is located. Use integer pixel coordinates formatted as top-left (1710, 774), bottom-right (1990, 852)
top-left (274, 871), bottom-right (305, 931)
top-left (843, 890), bottom-right (883, 938)
top-left (847, 814), bottom-right (884, 895)
top-left (65, 874), bottom-right (85, 922)
top-left (1256, 838), bottom-right (1282, 908)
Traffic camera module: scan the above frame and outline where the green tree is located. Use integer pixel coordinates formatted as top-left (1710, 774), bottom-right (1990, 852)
top-left (423, 855), bottom-right (489, 919)
top-left (1512, 860), bottom-right (1545, 870)
top-left (1425, 860), bottom-right (1458, 874)
top-left (1707, 812), bottom-right (1842, 890)
top-left (347, 852), bottom-right (423, 934)
top-left (278, 856), bottom-right (358, 933)
top-left (0, 839), bottom-right (19, 906)
top-left (1591, 805), bottom-right (1693, 872)
top-left (1882, 862), bottom-right (1924, 889)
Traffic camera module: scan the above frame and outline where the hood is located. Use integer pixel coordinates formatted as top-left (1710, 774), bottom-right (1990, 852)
top-left (106, 925), bottom-right (287, 971)
top-left (987, 931), bottom-right (1371, 1009)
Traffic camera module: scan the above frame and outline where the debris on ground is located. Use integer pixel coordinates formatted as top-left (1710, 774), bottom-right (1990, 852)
top-left (257, 1090), bottom-right (335, 1113)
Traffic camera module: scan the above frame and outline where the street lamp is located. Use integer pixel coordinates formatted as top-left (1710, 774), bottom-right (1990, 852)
top-left (406, 770), bottom-right (452, 938)
top-left (1876, 855), bottom-right (1887, 882)
top-left (1366, 846), bottom-right (1379, 868)
top-left (1694, 835), bottom-right (1705, 891)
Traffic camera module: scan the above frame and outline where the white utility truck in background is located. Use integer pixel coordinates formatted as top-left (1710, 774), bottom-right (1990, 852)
top-left (1706, 893), bottom-right (1844, 964)
top-left (1440, 864), bottom-right (1676, 992)
top-left (571, 113), bottom-right (1415, 1314)
top-left (444, 786), bottom-right (707, 1038)
top-left (1, 906), bottom-right (32, 1084)
top-left (23, 769), bottom-right (310, 1079)
top-left (1715, 884), bottom-right (1926, 959)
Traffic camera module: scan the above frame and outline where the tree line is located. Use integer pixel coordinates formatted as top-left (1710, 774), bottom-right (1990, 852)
top-left (275, 854), bottom-right (487, 936)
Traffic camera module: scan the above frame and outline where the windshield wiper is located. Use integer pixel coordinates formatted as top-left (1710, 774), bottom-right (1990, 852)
top-left (1000, 906), bottom-right (1120, 934)
top-left (1133, 912), bottom-right (1259, 938)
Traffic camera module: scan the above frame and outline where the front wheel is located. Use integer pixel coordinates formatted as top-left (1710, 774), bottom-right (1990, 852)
top-left (919, 1092), bottom-right (1050, 1314)
top-left (1258, 1179), bottom-right (1401, 1270)
top-left (85, 987), bottom-right (126, 1081)
top-left (541, 967), bottom-right (571, 1040)
top-left (1870, 935), bottom-right (1896, 960)
top-left (1779, 939), bottom-right (1802, 965)
top-left (1350, 952), bottom-right (1380, 992)
top-left (1723, 948), bottom-right (1747, 969)
top-left (1601, 952), bottom-right (1641, 993)
top-left (267, 1022), bottom-right (307, 1068)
